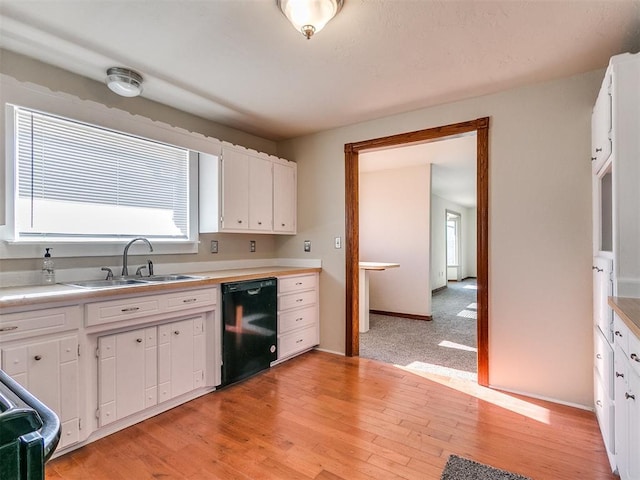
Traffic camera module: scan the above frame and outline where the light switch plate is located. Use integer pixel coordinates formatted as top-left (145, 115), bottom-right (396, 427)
top-left (304, 240), bottom-right (311, 252)
top-left (334, 237), bottom-right (341, 249)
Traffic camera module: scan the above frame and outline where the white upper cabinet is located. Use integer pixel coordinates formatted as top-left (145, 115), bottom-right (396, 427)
top-left (199, 145), bottom-right (297, 234)
top-left (249, 156), bottom-right (274, 231)
top-left (220, 148), bottom-right (250, 231)
top-left (273, 161), bottom-right (297, 234)
top-left (591, 72), bottom-right (612, 175)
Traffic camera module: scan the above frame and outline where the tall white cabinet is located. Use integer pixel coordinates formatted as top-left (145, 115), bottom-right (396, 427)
top-left (592, 52), bottom-right (640, 477)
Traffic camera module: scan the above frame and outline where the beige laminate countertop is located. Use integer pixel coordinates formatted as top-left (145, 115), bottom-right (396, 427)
top-left (609, 296), bottom-right (640, 339)
top-left (0, 266), bottom-right (321, 311)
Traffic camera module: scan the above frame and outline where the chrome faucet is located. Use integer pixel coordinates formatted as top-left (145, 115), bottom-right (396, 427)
top-left (121, 237), bottom-right (153, 276)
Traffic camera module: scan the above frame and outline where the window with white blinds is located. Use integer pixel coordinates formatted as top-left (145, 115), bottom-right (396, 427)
top-left (13, 106), bottom-right (191, 241)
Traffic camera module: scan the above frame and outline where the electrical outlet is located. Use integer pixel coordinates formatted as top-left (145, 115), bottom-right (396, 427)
top-left (210, 240), bottom-right (218, 254)
top-left (250, 240), bottom-right (256, 252)
top-left (304, 240), bottom-right (311, 252)
top-left (334, 236), bottom-right (342, 249)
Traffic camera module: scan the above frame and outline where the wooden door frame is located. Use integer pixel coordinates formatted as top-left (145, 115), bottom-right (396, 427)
top-left (344, 117), bottom-right (490, 386)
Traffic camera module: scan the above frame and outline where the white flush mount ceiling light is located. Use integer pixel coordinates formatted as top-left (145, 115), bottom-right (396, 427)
top-left (106, 67), bottom-right (143, 97)
top-left (277, 0), bottom-right (344, 39)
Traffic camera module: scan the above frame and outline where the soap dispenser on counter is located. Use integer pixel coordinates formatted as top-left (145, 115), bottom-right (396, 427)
top-left (42, 248), bottom-right (55, 285)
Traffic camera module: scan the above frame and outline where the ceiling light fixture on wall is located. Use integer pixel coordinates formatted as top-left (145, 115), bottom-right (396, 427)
top-left (106, 67), bottom-right (143, 97)
top-left (277, 0), bottom-right (344, 39)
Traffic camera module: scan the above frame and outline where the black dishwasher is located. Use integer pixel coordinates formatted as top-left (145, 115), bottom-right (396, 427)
top-left (221, 278), bottom-right (277, 386)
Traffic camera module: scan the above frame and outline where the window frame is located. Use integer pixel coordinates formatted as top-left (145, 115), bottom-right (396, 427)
top-left (0, 76), bottom-right (222, 259)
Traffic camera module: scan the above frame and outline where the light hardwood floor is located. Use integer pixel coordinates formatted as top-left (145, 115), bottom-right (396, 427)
top-left (46, 351), bottom-right (616, 480)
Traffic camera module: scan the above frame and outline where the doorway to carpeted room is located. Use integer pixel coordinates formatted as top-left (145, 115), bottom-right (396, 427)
top-left (360, 278), bottom-right (478, 380)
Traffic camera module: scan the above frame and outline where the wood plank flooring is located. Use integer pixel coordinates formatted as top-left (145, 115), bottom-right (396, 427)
top-left (45, 351), bottom-right (616, 480)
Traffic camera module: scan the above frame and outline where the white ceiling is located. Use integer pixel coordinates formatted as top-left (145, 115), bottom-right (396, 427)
top-left (360, 133), bottom-right (477, 208)
top-left (0, 1), bottom-right (638, 142)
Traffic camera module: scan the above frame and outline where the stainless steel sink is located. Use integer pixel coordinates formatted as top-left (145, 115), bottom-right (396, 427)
top-left (66, 279), bottom-right (148, 289)
top-left (65, 274), bottom-right (203, 289)
top-left (139, 274), bottom-right (203, 283)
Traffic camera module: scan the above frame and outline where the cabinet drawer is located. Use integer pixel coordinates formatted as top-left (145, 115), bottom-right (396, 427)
top-left (279, 290), bottom-right (316, 311)
top-left (164, 288), bottom-right (217, 312)
top-left (279, 305), bottom-right (317, 334)
top-left (595, 327), bottom-right (614, 393)
top-left (0, 306), bottom-right (81, 342)
top-left (278, 324), bottom-right (318, 359)
top-left (614, 313), bottom-right (630, 355)
top-left (594, 369), bottom-right (615, 456)
top-left (86, 296), bottom-right (162, 326)
top-left (278, 274), bottom-right (317, 294)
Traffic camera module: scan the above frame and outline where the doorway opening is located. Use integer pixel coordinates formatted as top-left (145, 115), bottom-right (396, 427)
top-left (344, 117), bottom-right (489, 386)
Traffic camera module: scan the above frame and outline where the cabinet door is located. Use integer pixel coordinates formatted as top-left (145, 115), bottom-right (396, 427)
top-left (221, 148), bottom-right (249, 230)
top-left (158, 316), bottom-right (204, 401)
top-left (593, 256), bottom-right (614, 342)
top-left (592, 73), bottom-right (612, 174)
top-left (615, 345), bottom-right (629, 478)
top-left (1, 335), bottom-right (80, 448)
top-left (249, 156), bottom-right (273, 231)
top-left (627, 366), bottom-right (640, 480)
top-left (98, 328), bottom-right (157, 425)
top-left (273, 162), bottom-right (296, 233)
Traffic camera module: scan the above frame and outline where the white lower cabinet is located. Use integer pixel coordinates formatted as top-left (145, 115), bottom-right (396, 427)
top-left (98, 327), bottom-right (157, 425)
top-left (614, 317), bottom-right (640, 480)
top-left (98, 315), bottom-right (206, 426)
top-left (276, 273), bottom-right (319, 361)
top-left (158, 316), bottom-right (205, 401)
top-left (1, 334), bottom-right (80, 449)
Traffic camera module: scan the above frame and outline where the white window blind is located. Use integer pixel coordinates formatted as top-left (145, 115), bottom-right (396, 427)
top-left (14, 107), bottom-right (190, 240)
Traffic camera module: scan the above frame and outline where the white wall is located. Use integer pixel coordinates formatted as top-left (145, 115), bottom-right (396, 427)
top-left (430, 195), bottom-right (477, 290)
top-left (465, 206), bottom-right (477, 279)
top-left (360, 165), bottom-right (431, 316)
top-left (431, 195), bottom-right (477, 290)
top-left (277, 69), bottom-right (600, 407)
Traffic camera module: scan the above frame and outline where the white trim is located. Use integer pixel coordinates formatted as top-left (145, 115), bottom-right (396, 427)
top-left (488, 384), bottom-right (593, 411)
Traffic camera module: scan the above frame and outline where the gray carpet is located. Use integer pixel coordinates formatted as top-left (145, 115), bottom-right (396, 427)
top-left (360, 279), bottom-right (477, 379)
top-left (441, 455), bottom-right (532, 480)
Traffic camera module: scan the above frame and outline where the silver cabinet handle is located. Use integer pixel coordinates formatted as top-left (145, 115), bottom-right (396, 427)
top-left (295, 282), bottom-right (303, 285)
top-left (596, 354), bottom-right (602, 359)
top-left (596, 400), bottom-right (603, 407)
top-left (616, 372), bottom-right (625, 378)
top-left (258, 221), bottom-right (262, 225)
top-left (295, 317), bottom-right (303, 322)
top-left (592, 266), bottom-right (603, 272)
top-left (596, 147), bottom-right (603, 152)
top-left (122, 307), bottom-right (140, 313)
top-left (34, 355), bottom-right (42, 361)
top-left (237, 219), bottom-right (243, 224)
top-left (183, 298), bottom-right (197, 303)
top-left (136, 338), bottom-right (143, 343)
top-left (615, 331), bottom-right (623, 337)
top-left (296, 339), bottom-right (303, 344)
top-left (281, 223), bottom-right (286, 227)
top-left (631, 353), bottom-right (640, 363)
top-left (591, 157), bottom-right (597, 161)
top-left (174, 330), bottom-right (180, 335)
top-left (296, 298), bottom-right (303, 303)
top-left (0, 326), bottom-right (18, 332)
top-left (626, 392), bottom-right (636, 401)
